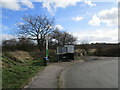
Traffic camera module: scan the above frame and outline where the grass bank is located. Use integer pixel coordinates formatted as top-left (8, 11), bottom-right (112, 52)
top-left (2, 51), bottom-right (45, 89)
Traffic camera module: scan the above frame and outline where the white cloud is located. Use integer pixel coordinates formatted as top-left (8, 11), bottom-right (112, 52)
top-left (88, 14), bottom-right (100, 26)
top-left (89, 7), bottom-right (118, 26)
top-left (1, 0), bottom-right (96, 13)
top-left (42, 0), bottom-right (81, 15)
top-left (0, 0), bottom-right (34, 11)
top-left (73, 28), bottom-right (118, 43)
top-left (0, 34), bottom-right (15, 45)
top-left (42, 0), bottom-right (96, 15)
top-left (55, 24), bottom-right (64, 30)
top-left (72, 16), bottom-right (84, 21)
top-left (116, 0), bottom-right (120, 3)
top-left (84, 0), bottom-right (96, 7)
top-left (1, 0), bottom-right (21, 11)
top-left (21, 0), bottom-right (34, 8)
top-left (16, 22), bottom-right (24, 25)
top-left (1, 34), bottom-right (15, 40)
top-left (98, 7), bottom-right (118, 26)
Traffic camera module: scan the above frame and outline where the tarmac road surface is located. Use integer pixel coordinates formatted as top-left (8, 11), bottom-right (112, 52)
top-left (61, 57), bottom-right (118, 88)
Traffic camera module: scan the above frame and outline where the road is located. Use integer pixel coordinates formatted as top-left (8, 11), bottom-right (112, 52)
top-left (61, 57), bottom-right (118, 88)
top-left (24, 59), bottom-right (83, 88)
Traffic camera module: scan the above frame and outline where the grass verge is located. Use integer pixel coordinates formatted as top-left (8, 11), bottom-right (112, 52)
top-left (2, 65), bottom-right (44, 89)
top-left (2, 51), bottom-right (45, 89)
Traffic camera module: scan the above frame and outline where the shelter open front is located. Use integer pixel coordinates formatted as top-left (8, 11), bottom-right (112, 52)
top-left (57, 45), bottom-right (74, 61)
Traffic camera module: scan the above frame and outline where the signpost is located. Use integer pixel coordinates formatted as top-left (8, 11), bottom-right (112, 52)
top-left (46, 35), bottom-right (49, 58)
top-left (45, 35), bottom-right (49, 64)
top-left (43, 35), bottom-right (49, 66)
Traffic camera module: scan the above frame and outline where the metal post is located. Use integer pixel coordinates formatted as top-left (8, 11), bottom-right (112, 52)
top-left (43, 35), bottom-right (49, 66)
top-left (45, 35), bottom-right (49, 64)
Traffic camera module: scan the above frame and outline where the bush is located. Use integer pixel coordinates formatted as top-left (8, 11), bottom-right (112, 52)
top-left (49, 55), bottom-right (57, 62)
top-left (93, 46), bottom-right (120, 57)
top-left (2, 37), bottom-right (36, 52)
top-left (32, 59), bottom-right (44, 66)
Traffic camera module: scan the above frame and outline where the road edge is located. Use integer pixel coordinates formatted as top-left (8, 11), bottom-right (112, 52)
top-left (57, 60), bottom-right (85, 88)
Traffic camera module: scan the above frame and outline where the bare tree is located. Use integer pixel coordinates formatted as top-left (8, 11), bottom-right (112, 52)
top-left (17, 15), bottom-right (54, 56)
top-left (62, 31), bottom-right (76, 45)
top-left (50, 29), bottom-right (76, 46)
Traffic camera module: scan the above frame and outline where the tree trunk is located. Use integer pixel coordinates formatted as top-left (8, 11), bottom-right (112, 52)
top-left (37, 38), bottom-right (45, 58)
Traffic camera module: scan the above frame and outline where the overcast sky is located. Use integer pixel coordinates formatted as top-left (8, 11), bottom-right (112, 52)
top-left (1, 0), bottom-right (118, 44)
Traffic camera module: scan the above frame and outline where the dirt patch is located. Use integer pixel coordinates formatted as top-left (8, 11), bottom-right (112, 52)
top-left (10, 51), bottom-right (33, 62)
top-left (2, 50), bottom-right (33, 67)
